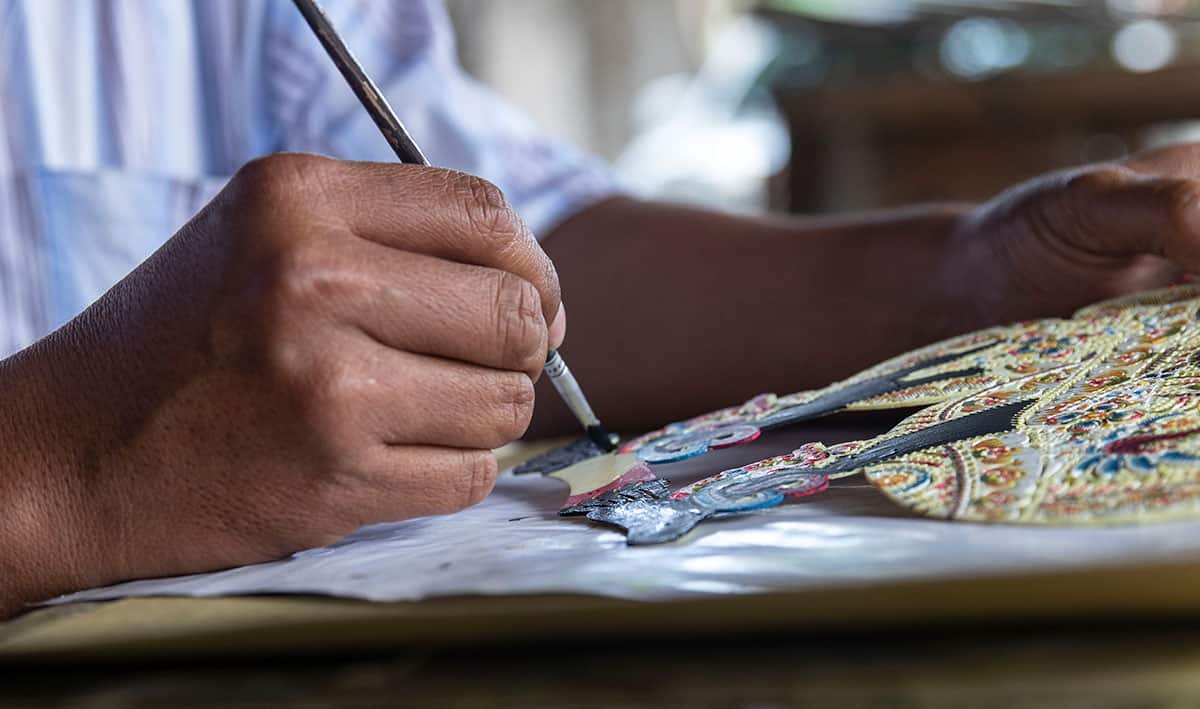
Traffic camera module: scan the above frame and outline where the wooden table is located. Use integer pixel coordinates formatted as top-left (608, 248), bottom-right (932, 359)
top-left (7, 612), bottom-right (1200, 706)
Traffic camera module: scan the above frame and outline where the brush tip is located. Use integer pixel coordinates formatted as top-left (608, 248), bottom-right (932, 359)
top-left (586, 425), bottom-right (618, 453)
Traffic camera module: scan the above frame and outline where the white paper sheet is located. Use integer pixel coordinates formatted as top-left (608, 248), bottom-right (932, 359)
top-left (52, 430), bottom-right (1200, 605)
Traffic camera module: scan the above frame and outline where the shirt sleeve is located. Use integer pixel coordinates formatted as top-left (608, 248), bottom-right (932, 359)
top-left (262, 0), bottom-right (621, 237)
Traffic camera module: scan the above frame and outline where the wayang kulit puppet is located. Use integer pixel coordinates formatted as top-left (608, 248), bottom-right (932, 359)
top-left (521, 285), bottom-right (1200, 544)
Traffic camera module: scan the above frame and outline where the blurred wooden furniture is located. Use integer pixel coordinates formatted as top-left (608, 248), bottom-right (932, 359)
top-left (764, 11), bottom-right (1200, 212)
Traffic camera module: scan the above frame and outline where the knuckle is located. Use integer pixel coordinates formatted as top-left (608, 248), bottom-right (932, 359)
top-left (307, 358), bottom-right (355, 407)
top-left (1043, 168), bottom-right (1125, 243)
top-left (489, 271), bottom-right (547, 372)
top-left (457, 450), bottom-right (499, 508)
top-left (228, 245), bottom-right (342, 381)
top-left (1161, 179), bottom-right (1200, 234)
top-left (1065, 166), bottom-right (1123, 196)
top-left (285, 357), bottom-right (361, 447)
top-left (258, 329), bottom-right (308, 388)
top-left (1057, 178), bottom-right (1092, 233)
top-left (460, 372), bottom-right (534, 449)
top-left (451, 172), bottom-right (525, 251)
top-left (265, 243), bottom-right (348, 312)
top-left (499, 373), bottom-right (537, 441)
top-left (299, 361), bottom-right (344, 412)
top-left (233, 153), bottom-right (328, 206)
top-left (1058, 168), bottom-right (1125, 223)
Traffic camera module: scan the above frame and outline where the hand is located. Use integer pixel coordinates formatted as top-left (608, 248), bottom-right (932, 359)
top-left (0, 154), bottom-right (563, 614)
top-left (954, 143), bottom-right (1200, 325)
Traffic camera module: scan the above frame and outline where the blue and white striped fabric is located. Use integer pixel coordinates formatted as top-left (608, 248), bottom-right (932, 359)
top-left (0, 0), bottom-right (617, 356)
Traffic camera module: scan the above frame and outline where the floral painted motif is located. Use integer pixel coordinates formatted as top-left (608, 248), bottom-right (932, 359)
top-left (863, 306), bottom-right (1200, 525)
top-left (1082, 369), bottom-right (1132, 393)
top-left (1139, 320), bottom-right (1186, 344)
top-left (559, 284), bottom-right (1200, 544)
top-left (971, 489), bottom-right (1020, 512)
top-left (872, 468), bottom-right (931, 493)
top-left (960, 392), bottom-right (1022, 415)
top-left (618, 393), bottom-right (777, 456)
top-left (1005, 333), bottom-right (1079, 361)
top-left (634, 422), bottom-right (762, 464)
top-left (1073, 416), bottom-right (1200, 477)
top-left (980, 467), bottom-right (1023, 488)
top-left (1044, 395), bottom-right (1145, 437)
top-left (619, 315), bottom-right (1117, 466)
top-left (970, 438), bottom-right (1019, 465)
top-left (1115, 347), bottom-right (1154, 366)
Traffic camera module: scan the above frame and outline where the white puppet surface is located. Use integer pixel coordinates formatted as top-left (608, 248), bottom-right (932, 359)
top-left (53, 429), bottom-right (1200, 605)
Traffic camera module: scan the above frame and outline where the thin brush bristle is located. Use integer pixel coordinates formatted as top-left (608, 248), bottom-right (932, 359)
top-left (586, 425), bottom-right (618, 453)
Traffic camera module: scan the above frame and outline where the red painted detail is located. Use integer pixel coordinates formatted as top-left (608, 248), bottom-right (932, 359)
top-left (560, 462), bottom-right (656, 508)
top-left (782, 475), bottom-right (830, 499)
top-left (1104, 427), bottom-right (1200, 455)
top-left (709, 428), bottom-right (762, 449)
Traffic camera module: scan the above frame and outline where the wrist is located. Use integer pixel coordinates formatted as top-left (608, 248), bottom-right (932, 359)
top-left (831, 203), bottom-right (984, 342)
top-left (940, 205), bottom-right (1020, 331)
top-left (0, 334), bottom-right (115, 614)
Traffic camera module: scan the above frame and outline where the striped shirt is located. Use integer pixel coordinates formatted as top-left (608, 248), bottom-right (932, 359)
top-left (0, 0), bottom-right (617, 356)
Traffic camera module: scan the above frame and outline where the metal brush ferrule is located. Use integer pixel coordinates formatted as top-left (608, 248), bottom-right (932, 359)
top-left (544, 350), bottom-right (602, 429)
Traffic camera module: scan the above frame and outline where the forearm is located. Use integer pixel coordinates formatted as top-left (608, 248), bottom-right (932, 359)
top-left (532, 197), bottom-right (988, 435)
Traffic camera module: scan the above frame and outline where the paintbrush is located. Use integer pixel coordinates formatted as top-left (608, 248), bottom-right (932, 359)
top-left (291, 0), bottom-right (617, 453)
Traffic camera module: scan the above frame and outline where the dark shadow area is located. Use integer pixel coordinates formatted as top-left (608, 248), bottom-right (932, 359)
top-left (10, 618), bottom-right (1200, 706)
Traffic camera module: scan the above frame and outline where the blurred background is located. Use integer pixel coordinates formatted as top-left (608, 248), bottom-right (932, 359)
top-left (445, 0), bottom-right (1200, 215)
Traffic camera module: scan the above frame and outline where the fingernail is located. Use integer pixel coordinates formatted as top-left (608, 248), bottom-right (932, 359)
top-left (549, 303), bottom-right (567, 350)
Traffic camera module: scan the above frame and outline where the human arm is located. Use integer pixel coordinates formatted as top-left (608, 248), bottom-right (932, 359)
top-left (530, 144), bottom-right (1199, 435)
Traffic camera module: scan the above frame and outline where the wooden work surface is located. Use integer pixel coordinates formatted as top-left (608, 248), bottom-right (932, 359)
top-left (6, 597), bottom-right (1200, 705)
top-left (6, 436), bottom-right (1200, 705)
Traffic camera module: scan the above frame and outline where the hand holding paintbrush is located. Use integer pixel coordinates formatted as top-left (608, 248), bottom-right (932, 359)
top-left (291, 0), bottom-right (616, 453)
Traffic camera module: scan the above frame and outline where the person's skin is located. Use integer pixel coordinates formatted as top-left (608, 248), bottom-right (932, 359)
top-left (0, 154), bottom-right (565, 617)
top-left (2, 143), bottom-right (1199, 617)
top-left (532, 144), bottom-right (1196, 433)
